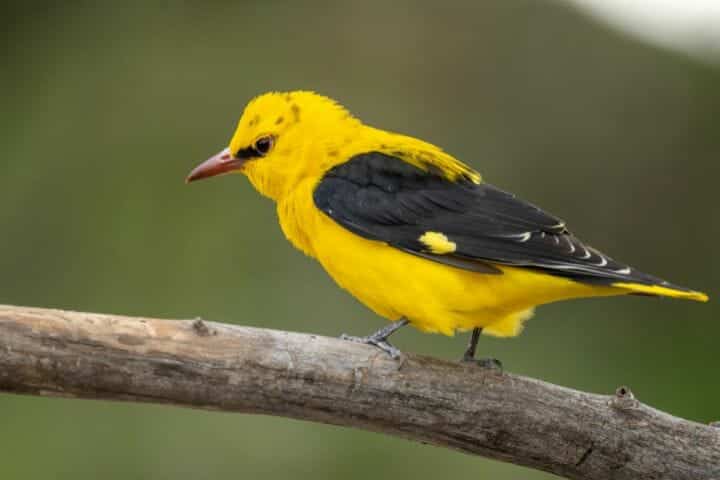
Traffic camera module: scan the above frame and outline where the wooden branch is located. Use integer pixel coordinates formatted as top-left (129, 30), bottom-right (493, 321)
top-left (0, 305), bottom-right (717, 479)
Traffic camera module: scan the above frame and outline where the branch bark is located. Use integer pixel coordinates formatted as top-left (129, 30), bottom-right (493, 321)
top-left (0, 304), bottom-right (717, 479)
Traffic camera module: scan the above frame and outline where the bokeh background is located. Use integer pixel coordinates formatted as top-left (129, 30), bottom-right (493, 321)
top-left (2, 1), bottom-right (718, 478)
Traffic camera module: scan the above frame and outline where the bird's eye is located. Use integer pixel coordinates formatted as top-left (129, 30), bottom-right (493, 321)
top-left (254, 136), bottom-right (274, 156)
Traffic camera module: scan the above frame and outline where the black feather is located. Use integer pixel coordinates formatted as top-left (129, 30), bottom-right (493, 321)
top-left (313, 152), bottom-right (684, 289)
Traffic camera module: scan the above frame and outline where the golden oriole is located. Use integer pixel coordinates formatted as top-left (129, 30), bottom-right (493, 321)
top-left (187, 91), bottom-right (708, 360)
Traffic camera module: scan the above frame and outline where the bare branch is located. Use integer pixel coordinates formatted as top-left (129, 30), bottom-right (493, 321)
top-left (0, 305), bottom-right (717, 479)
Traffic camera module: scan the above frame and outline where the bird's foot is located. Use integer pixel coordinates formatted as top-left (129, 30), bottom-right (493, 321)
top-left (340, 319), bottom-right (409, 359)
top-left (464, 356), bottom-right (503, 371)
top-left (340, 333), bottom-right (403, 359)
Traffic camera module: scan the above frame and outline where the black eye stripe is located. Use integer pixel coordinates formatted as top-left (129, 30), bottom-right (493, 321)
top-left (235, 145), bottom-right (259, 159)
top-left (235, 136), bottom-right (275, 159)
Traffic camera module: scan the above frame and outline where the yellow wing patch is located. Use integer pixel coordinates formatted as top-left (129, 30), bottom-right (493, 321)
top-left (419, 231), bottom-right (457, 254)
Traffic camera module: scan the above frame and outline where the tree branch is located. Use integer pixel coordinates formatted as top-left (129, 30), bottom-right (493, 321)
top-left (0, 304), bottom-right (717, 479)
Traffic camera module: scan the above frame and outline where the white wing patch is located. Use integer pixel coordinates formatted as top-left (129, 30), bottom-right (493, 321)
top-left (505, 232), bottom-right (532, 242)
top-left (503, 232), bottom-right (637, 281)
top-left (567, 239), bottom-right (576, 253)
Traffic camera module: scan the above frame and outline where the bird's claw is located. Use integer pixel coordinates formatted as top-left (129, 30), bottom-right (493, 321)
top-left (340, 333), bottom-right (402, 359)
top-left (465, 357), bottom-right (503, 371)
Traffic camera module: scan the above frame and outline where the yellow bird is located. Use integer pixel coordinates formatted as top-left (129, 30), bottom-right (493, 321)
top-left (187, 91), bottom-right (708, 361)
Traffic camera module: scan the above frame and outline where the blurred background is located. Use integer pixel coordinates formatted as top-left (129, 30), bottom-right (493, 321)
top-left (2, 1), bottom-right (718, 478)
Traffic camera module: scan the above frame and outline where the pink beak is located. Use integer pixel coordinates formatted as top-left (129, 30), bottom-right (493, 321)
top-left (186, 147), bottom-right (245, 183)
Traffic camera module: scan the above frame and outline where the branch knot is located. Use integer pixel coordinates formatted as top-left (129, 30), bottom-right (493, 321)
top-left (609, 385), bottom-right (640, 411)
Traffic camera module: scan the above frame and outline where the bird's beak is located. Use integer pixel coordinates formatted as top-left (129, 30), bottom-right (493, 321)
top-left (186, 147), bottom-right (245, 183)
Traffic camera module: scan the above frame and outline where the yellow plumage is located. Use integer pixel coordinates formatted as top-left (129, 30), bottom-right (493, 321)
top-left (188, 91), bottom-right (708, 345)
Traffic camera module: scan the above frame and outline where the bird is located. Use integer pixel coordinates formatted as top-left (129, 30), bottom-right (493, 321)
top-left (187, 91), bottom-right (708, 361)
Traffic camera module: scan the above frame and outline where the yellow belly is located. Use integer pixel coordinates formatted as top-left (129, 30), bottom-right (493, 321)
top-left (279, 188), bottom-right (622, 337)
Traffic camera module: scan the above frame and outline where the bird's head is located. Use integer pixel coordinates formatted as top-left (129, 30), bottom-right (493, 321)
top-left (187, 91), bottom-right (361, 200)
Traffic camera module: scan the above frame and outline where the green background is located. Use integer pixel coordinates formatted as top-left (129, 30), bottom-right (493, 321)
top-left (2, 1), bottom-right (718, 478)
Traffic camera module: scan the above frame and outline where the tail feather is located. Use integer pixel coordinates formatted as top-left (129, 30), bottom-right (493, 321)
top-left (612, 282), bottom-right (709, 302)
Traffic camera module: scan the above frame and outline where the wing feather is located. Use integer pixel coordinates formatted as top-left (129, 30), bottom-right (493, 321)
top-left (313, 152), bottom-right (671, 287)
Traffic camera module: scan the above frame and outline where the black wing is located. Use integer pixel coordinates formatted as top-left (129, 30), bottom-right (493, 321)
top-left (313, 151), bottom-right (666, 286)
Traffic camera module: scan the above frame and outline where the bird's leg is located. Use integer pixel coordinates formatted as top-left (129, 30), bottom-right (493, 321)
top-left (462, 327), bottom-right (481, 361)
top-left (341, 318), bottom-right (409, 359)
top-left (461, 327), bottom-right (503, 370)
